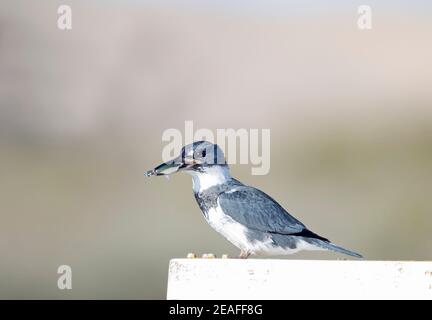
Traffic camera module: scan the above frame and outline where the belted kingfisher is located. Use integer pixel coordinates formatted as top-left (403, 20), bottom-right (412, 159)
top-left (146, 141), bottom-right (362, 259)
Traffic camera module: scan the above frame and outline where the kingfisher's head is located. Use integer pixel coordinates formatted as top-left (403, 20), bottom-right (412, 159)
top-left (145, 141), bottom-right (227, 177)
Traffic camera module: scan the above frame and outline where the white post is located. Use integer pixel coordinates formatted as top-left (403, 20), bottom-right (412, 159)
top-left (167, 259), bottom-right (432, 300)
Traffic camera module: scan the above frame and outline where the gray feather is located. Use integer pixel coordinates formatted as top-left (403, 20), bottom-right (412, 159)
top-left (218, 186), bottom-right (306, 235)
top-left (218, 185), bottom-right (363, 258)
top-left (303, 238), bottom-right (363, 258)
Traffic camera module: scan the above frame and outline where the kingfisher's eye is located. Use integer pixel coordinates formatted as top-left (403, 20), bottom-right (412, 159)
top-left (201, 150), bottom-right (206, 157)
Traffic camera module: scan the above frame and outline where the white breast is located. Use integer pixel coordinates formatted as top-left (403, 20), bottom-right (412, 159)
top-left (205, 203), bottom-right (324, 256)
top-left (205, 205), bottom-right (251, 251)
top-left (205, 208), bottom-right (287, 255)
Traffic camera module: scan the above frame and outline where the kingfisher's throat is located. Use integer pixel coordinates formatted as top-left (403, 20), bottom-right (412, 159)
top-left (189, 166), bottom-right (232, 193)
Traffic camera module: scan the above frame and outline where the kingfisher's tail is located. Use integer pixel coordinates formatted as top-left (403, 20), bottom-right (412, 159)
top-left (307, 238), bottom-right (363, 258)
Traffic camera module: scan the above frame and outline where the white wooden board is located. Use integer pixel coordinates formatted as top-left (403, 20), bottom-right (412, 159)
top-left (167, 259), bottom-right (432, 300)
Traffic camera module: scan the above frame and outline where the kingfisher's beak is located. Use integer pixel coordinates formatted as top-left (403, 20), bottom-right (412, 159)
top-left (145, 155), bottom-right (197, 177)
top-left (145, 156), bottom-right (182, 177)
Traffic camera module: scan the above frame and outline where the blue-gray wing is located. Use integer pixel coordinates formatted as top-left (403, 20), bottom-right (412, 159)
top-left (218, 186), bottom-right (306, 235)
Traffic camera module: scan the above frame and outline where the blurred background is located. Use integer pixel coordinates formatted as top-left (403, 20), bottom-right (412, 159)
top-left (1, 0), bottom-right (431, 299)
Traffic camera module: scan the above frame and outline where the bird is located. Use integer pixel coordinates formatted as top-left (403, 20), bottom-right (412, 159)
top-left (146, 141), bottom-right (362, 259)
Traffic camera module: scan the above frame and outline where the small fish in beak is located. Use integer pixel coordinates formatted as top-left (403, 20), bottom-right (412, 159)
top-left (144, 169), bottom-right (155, 177)
top-left (145, 156), bottom-right (184, 177)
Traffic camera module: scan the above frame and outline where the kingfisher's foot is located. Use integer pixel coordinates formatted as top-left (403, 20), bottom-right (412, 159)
top-left (238, 250), bottom-right (251, 259)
